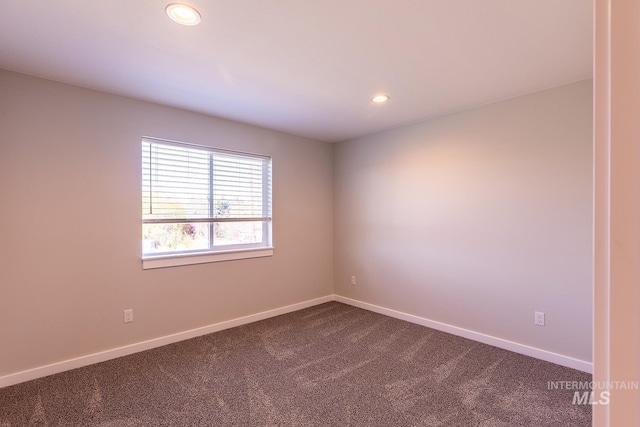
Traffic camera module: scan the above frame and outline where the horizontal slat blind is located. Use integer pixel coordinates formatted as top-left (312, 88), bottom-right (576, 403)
top-left (213, 152), bottom-right (270, 219)
top-left (142, 139), bottom-right (271, 223)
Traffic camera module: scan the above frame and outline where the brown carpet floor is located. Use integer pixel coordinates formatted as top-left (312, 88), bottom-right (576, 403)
top-left (0, 302), bottom-right (592, 426)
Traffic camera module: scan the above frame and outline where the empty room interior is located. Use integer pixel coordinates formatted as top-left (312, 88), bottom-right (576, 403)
top-left (1, 1), bottom-right (639, 426)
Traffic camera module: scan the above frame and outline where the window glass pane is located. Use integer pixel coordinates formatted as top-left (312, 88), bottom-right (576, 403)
top-left (213, 221), bottom-right (264, 246)
top-left (143, 222), bottom-right (210, 254)
top-left (212, 153), bottom-right (265, 218)
top-left (142, 138), bottom-right (272, 259)
top-left (143, 142), bottom-right (210, 220)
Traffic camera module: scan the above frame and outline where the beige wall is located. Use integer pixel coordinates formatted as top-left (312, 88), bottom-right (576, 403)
top-left (334, 80), bottom-right (593, 362)
top-left (594, 0), bottom-right (640, 424)
top-left (0, 70), bottom-right (334, 376)
top-left (0, 70), bottom-right (594, 381)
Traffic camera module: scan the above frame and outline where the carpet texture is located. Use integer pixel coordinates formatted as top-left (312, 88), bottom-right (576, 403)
top-left (0, 302), bottom-right (592, 426)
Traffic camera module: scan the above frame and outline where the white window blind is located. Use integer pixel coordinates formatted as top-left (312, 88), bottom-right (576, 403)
top-left (142, 138), bottom-right (272, 258)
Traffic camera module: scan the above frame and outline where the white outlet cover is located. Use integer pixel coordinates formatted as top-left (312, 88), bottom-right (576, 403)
top-left (535, 311), bottom-right (545, 326)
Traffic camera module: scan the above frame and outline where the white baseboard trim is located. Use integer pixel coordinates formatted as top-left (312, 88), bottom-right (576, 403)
top-left (1, 293), bottom-right (592, 389)
top-left (0, 295), bottom-right (333, 389)
top-left (334, 295), bottom-right (593, 373)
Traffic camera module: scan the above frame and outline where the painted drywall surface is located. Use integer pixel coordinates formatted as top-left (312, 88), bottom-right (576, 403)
top-left (594, 0), bottom-right (640, 424)
top-left (0, 70), bottom-right (333, 376)
top-left (334, 80), bottom-right (593, 362)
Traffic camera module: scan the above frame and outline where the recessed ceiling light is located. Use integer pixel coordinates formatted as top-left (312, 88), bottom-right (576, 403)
top-left (372, 94), bottom-right (390, 103)
top-left (166, 3), bottom-right (201, 26)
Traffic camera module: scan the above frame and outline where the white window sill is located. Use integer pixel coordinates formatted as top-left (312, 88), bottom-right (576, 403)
top-left (142, 247), bottom-right (274, 270)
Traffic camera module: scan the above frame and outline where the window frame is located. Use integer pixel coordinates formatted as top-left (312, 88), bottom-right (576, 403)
top-left (141, 137), bottom-right (273, 269)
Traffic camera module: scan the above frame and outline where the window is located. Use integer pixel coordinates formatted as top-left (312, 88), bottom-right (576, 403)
top-left (142, 137), bottom-right (272, 269)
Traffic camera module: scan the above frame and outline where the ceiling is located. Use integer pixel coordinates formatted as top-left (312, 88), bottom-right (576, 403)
top-left (0, 1), bottom-right (592, 143)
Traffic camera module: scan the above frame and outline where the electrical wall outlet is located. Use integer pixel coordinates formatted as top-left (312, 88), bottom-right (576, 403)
top-left (351, 275), bottom-right (356, 285)
top-left (534, 311), bottom-right (545, 326)
top-left (124, 309), bottom-right (133, 323)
